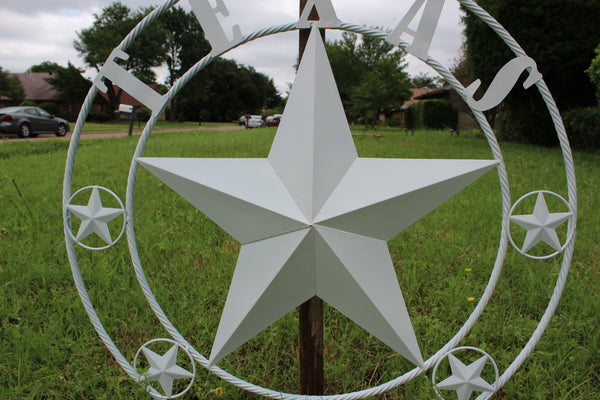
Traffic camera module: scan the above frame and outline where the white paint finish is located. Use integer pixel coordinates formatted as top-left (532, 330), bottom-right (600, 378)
top-left (209, 228), bottom-right (316, 365)
top-left (315, 158), bottom-right (498, 240)
top-left (314, 226), bottom-right (424, 367)
top-left (137, 158), bottom-right (309, 244)
top-left (465, 56), bottom-right (543, 112)
top-left (269, 26), bottom-right (357, 220)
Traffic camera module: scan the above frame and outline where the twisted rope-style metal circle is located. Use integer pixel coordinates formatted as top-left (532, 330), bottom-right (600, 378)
top-left (63, 1), bottom-right (577, 399)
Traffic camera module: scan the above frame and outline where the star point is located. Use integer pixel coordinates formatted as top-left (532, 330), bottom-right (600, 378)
top-left (510, 192), bottom-right (571, 253)
top-left (67, 187), bottom-right (124, 244)
top-left (436, 354), bottom-right (494, 400)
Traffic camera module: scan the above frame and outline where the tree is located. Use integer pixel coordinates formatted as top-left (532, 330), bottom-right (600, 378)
top-left (461, 0), bottom-right (600, 145)
top-left (161, 6), bottom-right (211, 122)
top-left (587, 43), bottom-right (600, 102)
top-left (411, 72), bottom-right (443, 89)
top-left (29, 62), bottom-right (92, 120)
top-left (352, 58), bottom-right (412, 127)
top-left (0, 67), bottom-right (24, 102)
top-left (325, 30), bottom-right (412, 124)
top-left (177, 58), bottom-right (282, 122)
top-left (74, 2), bottom-right (168, 114)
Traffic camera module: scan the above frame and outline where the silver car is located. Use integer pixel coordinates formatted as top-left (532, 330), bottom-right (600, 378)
top-left (0, 106), bottom-right (70, 138)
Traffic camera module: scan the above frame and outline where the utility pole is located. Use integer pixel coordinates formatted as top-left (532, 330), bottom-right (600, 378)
top-left (298, 0), bottom-right (324, 395)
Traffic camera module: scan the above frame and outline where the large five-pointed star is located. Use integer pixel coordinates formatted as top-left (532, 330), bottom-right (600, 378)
top-left (137, 27), bottom-right (497, 367)
top-left (67, 187), bottom-right (124, 244)
top-left (510, 192), bottom-right (571, 253)
top-left (436, 354), bottom-right (494, 400)
top-left (141, 345), bottom-right (194, 396)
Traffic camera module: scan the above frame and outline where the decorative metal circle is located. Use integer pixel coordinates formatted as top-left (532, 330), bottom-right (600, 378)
top-left (133, 338), bottom-right (197, 400)
top-left (508, 190), bottom-right (574, 260)
top-left (62, 1), bottom-right (577, 399)
top-left (64, 185), bottom-right (127, 251)
top-left (431, 346), bottom-right (499, 400)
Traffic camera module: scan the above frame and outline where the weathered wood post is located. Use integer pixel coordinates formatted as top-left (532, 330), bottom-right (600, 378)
top-left (298, 0), bottom-right (325, 395)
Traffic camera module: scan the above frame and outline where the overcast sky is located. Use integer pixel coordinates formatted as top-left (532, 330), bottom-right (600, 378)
top-left (0, 0), bottom-right (465, 93)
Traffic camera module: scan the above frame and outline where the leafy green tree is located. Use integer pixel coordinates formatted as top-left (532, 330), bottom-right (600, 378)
top-left (461, 0), bottom-right (600, 145)
top-left (177, 59), bottom-right (282, 122)
top-left (587, 43), bottom-right (600, 102)
top-left (411, 72), bottom-right (443, 89)
top-left (161, 6), bottom-right (211, 121)
top-left (74, 2), bottom-right (168, 114)
top-left (352, 58), bottom-right (412, 127)
top-left (28, 61), bottom-right (63, 74)
top-left (0, 67), bottom-right (24, 102)
top-left (326, 30), bottom-right (412, 123)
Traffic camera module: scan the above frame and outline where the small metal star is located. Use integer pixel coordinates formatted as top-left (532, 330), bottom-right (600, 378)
top-left (141, 345), bottom-right (194, 397)
top-left (67, 187), bottom-right (124, 244)
top-left (510, 192), bottom-right (571, 253)
top-left (436, 354), bottom-right (494, 400)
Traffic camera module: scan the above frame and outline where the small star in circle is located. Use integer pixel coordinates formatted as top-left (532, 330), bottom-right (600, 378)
top-left (67, 187), bottom-right (124, 245)
top-left (436, 354), bottom-right (494, 400)
top-left (141, 345), bottom-right (194, 397)
top-left (510, 192), bottom-right (572, 253)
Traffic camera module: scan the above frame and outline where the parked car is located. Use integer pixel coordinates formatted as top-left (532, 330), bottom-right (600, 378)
top-left (265, 115), bottom-right (281, 127)
top-left (0, 106), bottom-right (70, 138)
top-left (247, 115), bottom-right (265, 128)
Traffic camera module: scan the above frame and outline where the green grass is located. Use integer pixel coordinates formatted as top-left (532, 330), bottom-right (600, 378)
top-left (81, 120), bottom-right (234, 132)
top-left (0, 127), bottom-right (598, 399)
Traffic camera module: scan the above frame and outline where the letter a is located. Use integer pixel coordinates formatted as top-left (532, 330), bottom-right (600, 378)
top-left (387, 0), bottom-right (444, 60)
top-left (465, 56), bottom-right (543, 112)
top-left (189, 0), bottom-right (242, 55)
top-left (297, 0), bottom-right (341, 28)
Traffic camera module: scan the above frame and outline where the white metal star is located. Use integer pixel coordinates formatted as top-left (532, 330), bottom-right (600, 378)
top-left (510, 192), bottom-right (571, 253)
top-left (141, 345), bottom-right (194, 397)
top-left (67, 187), bottom-right (124, 244)
top-left (436, 354), bottom-right (494, 400)
top-left (137, 27), bottom-right (497, 367)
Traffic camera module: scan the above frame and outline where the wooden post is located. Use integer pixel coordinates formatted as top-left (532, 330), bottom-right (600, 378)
top-left (298, 0), bottom-right (325, 395)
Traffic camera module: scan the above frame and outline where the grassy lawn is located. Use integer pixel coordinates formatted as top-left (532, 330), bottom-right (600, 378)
top-left (81, 120), bottom-right (235, 132)
top-left (0, 127), bottom-right (598, 399)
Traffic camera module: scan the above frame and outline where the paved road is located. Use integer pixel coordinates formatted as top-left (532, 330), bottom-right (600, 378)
top-left (0, 124), bottom-right (245, 143)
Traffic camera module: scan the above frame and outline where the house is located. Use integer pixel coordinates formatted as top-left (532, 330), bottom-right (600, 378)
top-left (393, 86), bottom-right (478, 131)
top-left (391, 88), bottom-right (437, 124)
top-left (0, 72), bottom-right (60, 107)
top-left (0, 73), bottom-right (86, 119)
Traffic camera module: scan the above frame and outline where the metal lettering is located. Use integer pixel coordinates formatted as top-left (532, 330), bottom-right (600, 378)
top-left (387, 0), bottom-right (444, 60)
top-left (93, 49), bottom-right (165, 115)
top-left (465, 56), bottom-right (543, 112)
top-left (297, 0), bottom-right (341, 28)
top-left (189, 0), bottom-right (242, 54)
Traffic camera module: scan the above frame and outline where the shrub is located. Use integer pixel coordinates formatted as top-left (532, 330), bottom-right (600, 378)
top-left (89, 112), bottom-right (112, 123)
top-left (406, 100), bottom-right (457, 130)
top-left (563, 107), bottom-right (600, 149)
top-left (137, 107), bottom-right (151, 122)
top-left (38, 102), bottom-right (58, 116)
top-left (19, 100), bottom-right (37, 107)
